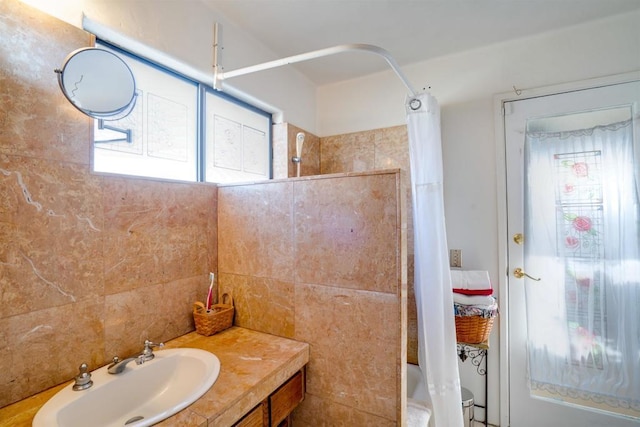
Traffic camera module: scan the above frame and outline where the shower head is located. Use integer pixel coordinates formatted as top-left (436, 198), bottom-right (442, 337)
top-left (295, 132), bottom-right (305, 158)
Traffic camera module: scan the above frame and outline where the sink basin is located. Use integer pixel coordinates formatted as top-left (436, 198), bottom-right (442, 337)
top-left (33, 348), bottom-right (220, 427)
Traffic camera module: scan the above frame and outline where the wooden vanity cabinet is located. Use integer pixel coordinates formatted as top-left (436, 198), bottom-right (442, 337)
top-left (234, 369), bottom-right (305, 427)
top-left (234, 401), bottom-right (268, 427)
top-left (270, 370), bottom-right (305, 426)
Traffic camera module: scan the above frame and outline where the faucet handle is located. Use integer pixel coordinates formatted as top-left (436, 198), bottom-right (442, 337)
top-left (144, 340), bottom-right (164, 351)
top-left (108, 356), bottom-right (120, 368)
top-left (72, 363), bottom-right (93, 391)
top-left (141, 340), bottom-right (164, 361)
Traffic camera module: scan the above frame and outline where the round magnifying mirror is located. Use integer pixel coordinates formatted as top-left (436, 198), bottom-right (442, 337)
top-left (55, 47), bottom-right (137, 120)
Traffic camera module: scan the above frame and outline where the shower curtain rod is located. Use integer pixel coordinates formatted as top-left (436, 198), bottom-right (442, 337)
top-left (213, 25), bottom-right (418, 97)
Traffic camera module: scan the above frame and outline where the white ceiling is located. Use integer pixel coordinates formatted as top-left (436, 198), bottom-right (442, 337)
top-left (202, 0), bottom-right (640, 86)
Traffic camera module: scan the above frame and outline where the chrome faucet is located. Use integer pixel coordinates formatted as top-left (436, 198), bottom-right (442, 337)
top-left (107, 354), bottom-right (145, 374)
top-left (108, 340), bottom-right (164, 374)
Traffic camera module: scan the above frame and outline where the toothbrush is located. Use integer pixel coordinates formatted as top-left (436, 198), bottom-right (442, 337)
top-left (206, 272), bottom-right (215, 311)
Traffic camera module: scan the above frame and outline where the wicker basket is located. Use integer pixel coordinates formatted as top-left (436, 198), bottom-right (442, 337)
top-left (455, 315), bottom-right (495, 344)
top-left (193, 293), bottom-right (234, 336)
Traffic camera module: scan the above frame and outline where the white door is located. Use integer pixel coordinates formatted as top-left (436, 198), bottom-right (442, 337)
top-left (505, 79), bottom-right (640, 427)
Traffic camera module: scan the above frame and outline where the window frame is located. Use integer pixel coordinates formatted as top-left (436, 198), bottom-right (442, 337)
top-left (93, 39), bottom-right (273, 184)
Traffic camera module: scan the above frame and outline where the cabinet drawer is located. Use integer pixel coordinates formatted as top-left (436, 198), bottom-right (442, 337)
top-left (270, 370), bottom-right (305, 426)
top-left (234, 400), bottom-right (268, 427)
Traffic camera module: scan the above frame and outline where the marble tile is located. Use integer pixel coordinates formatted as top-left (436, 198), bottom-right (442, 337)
top-left (216, 171), bottom-right (405, 424)
top-left (0, 0), bottom-right (221, 409)
top-left (102, 178), bottom-right (216, 295)
top-left (207, 189), bottom-right (219, 272)
top-left (154, 409), bottom-right (207, 427)
top-left (292, 393), bottom-right (396, 427)
top-left (165, 328), bottom-right (309, 426)
top-left (0, 382), bottom-right (65, 427)
top-left (0, 328), bottom-right (309, 427)
top-left (104, 276), bottom-right (203, 360)
top-left (218, 273), bottom-right (295, 339)
top-left (294, 172), bottom-right (400, 293)
top-left (160, 275), bottom-right (206, 337)
top-left (294, 283), bottom-right (401, 422)
top-left (0, 154), bottom-right (104, 318)
top-left (320, 131), bottom-right (376, 174)
top-left (407, 281), bottom-right (419, 365)
top-left (319, 126), bottom-right (421, 369)
top-left (216, 171), bottom-right (405, 425)
top-left (0, 299), bottom-right (104, 408)
top-left (218, 181), bottom-right (294, 282)
top-left (2, 3), bottom-right (412, 419)
top-left (374, 125), bottom-right (410, 170)
top-left (321, 125), bottom-right (409, 183)
top-left (0, 0), bottom-right (92, 165)
top-left (404, 178), bottom-right (418, 363)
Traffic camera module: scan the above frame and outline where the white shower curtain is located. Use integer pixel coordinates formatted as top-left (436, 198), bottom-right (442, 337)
top-left (406, 93), bottom-right (463, 426)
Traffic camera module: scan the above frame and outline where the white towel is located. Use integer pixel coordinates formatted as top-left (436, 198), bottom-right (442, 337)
top-left (407, 398), bottom-right (432, 426)
top-left (450, 270), bottom-right (492, 291)
top-left (453, 293), bottom-right (496, 307)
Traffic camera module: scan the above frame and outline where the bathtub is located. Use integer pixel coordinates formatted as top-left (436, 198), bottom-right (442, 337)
top-left (406, 363), bottom-right (431, 425)
top-left (407, 363), bottom-right (428, 401)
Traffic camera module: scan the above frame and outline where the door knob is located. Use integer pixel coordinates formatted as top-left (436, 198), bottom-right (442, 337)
top-left (513, 268), bottom-right (541, 281)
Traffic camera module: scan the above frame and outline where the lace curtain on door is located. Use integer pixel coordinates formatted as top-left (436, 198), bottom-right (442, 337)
top-left (523, 113), bottom-right (640, 419)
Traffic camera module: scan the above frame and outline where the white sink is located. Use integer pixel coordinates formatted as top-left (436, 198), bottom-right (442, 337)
top-left (33, 348), bottom-right (221, 427)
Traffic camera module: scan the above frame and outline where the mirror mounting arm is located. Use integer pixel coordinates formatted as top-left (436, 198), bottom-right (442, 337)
top-left (95, 119), bottom-right (132, 144)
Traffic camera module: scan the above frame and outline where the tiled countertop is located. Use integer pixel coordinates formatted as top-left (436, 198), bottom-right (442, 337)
top-left (0, 327), bottom-right (309, 427)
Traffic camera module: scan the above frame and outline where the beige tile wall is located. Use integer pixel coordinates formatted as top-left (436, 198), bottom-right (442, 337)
top-left (320, 126), bottom-right (419, 364)
top-left (217, 171), bottom-right (407, 425)
top-left (272, 123), bottom-right (321, 179)
top-left (275, 122), bottom-right (419, 367)
top-left (0, 1), bottom-right (217, 408)
top-left (1, 0), bottom-right (414, 418)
